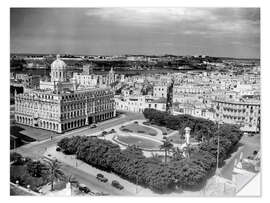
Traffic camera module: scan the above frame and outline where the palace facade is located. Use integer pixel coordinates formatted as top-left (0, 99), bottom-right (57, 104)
top-left (14, 55), bottom-right (116, 133)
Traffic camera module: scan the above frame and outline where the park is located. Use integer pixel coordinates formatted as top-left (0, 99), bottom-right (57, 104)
top-left (11, 109), bottom-right (260, 196)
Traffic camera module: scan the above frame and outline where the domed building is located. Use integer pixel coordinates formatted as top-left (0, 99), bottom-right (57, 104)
top-left (40, 55), bottom-right (73, 91)
top-left (14, 54), bottom-right (116, 133)
top-left (51, 54), bottom-right (67, 83)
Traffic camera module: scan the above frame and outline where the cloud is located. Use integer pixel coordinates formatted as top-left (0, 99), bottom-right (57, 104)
top-left (85, 8), bottom-right (260, 36)
top-left (85, 8), bottom-right (215, 25)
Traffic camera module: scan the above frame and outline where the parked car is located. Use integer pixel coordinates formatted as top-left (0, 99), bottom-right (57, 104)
top-left (96, 173), bottom-right (108, 183)
top-left (78, 184), bottom-right (91, 193)
top-left (90, 124), bottom-right (97, 129)
top-left (56, 147), bottom-right (61, 152)
top-left (110, 129), bottom-right (116, 133)
top-left (111, 180), bottom-right (124, 190)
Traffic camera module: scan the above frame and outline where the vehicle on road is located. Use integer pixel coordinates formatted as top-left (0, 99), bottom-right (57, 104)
top-left (111, 180), bottom-right (124, 190)
top-left (78, 184), bottom-right (91, 193)
top-left (90, 124), bottom-right (97, 129)
top-left (96, 173), bottom-right (108, 182)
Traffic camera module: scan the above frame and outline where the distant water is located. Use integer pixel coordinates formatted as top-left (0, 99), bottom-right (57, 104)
top-left (14, 67), bottom-right (196, 78)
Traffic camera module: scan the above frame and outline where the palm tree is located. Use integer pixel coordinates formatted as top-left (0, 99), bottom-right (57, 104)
top-left (46, 159), bottom-right (66, 191)
top-left (160, 137), bottom-right (174, 164)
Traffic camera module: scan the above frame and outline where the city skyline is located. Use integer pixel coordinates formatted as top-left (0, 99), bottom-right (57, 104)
top-left (11, 8), bottom-right (260, 58)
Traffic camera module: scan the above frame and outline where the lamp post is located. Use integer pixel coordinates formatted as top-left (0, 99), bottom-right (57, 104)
top-left (13, 139), bottom-right (16, 152)
top-left (216, 120), bottom-right (223, 175)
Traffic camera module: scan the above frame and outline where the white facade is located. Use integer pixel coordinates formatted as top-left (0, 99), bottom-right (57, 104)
top-left (73, 73), bottom-right (98, 87)
top-left (115, 95), bottom-right (166, 113)
top-left (153, 85), bottom-right (167, 98)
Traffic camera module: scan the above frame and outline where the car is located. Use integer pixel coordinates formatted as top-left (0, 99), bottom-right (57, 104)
top-left (111, 180), bottom-right (124, 190)
top-left (96, 173), bottom-right (108, 182)
top-left (78, 184), bottom-right (91, 193)
top-left (110, 129), bottom-right (116, 133)
top-left (56, 147), bottom-right (61, 152)
top-left (90, 124), bottom-right (97, 129)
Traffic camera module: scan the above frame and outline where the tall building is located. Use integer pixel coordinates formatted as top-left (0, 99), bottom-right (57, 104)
top-left (14, 56), bottom-right (116, 133)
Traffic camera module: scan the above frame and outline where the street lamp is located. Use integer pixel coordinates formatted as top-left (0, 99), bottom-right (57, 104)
top-left (13, 139), bottom-right (16, 152)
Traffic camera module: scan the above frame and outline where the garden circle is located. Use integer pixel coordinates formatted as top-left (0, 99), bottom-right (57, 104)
top-left (113, 134), bottom-right (162, 151)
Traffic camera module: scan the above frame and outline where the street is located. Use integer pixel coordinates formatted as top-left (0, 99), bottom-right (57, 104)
top-left (60, 163), bottom-right (132, 196)
top-left (14, 112), bottom-right (144, 195)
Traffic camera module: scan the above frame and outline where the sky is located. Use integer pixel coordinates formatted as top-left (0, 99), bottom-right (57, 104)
top-left (10, 8), bottom-right (260, 58)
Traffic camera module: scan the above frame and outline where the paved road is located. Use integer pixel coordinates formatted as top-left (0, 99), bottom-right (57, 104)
top-left (60, 163), bottom-right (132, 196)
top-left (16, 112), bottom-right (144, 159)
top-left (14, 112), bottom-right (144, 195)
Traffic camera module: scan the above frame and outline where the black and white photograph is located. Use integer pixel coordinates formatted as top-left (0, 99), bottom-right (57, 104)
top-left (8, 6), bottom-right (261, 197)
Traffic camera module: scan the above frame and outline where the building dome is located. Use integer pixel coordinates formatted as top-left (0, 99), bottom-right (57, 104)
top-left (51, 54), bottom-right (67, 70)
top-left (51, 54), bottom-right (67, 83)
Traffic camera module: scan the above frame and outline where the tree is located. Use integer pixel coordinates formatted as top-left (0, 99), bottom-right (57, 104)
top-left (26, 160), bottom-right (48, 177)
top-left (45, 159), bottom-right (66, 191)
top-left (160, 138), bottom-right (174, 164)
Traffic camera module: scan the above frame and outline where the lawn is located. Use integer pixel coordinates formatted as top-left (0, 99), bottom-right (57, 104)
top-left (120, 123), bottom-right (158, 136)
top-left (115, 135), bottom-right (162, 150)
top-left (150, 124), bottom-right (174, 135)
